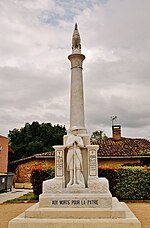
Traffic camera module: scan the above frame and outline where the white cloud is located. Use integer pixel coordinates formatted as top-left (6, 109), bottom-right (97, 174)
top-left (0, 0), bottom-right (150, 139)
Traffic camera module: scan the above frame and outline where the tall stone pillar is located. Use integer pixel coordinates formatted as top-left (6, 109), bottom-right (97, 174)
top-left (68, 24), bottom-right (87, 134)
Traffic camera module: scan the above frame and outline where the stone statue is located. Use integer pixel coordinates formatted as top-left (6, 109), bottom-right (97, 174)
top-left (66, 126), bottom-right (85, 187)
top-left (72, 23), bottom-right (81, 50)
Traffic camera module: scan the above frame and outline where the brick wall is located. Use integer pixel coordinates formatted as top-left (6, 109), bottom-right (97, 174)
top-left (15, 158), bottom-right (55, 183)
top-left (0, 135), bottom-right (8, 173)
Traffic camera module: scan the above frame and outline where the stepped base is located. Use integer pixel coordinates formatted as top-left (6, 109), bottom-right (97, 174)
top-left (8, 198), bottom-right (141, 228)
top-left (39, 193), bottom-right (112, 208)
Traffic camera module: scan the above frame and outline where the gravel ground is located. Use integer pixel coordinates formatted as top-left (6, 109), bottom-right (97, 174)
top-left (0, 202), bottom-right (149, 228)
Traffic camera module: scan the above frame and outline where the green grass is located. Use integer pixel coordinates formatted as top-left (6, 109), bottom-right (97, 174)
top-left (5, 192), bottom-right (38, 203)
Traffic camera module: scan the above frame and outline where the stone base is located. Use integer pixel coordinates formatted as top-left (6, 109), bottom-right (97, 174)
top-left (39, 193), bottom-right (112, 208)
top-left (8, 198), bottom-right (141, 228)
top-left (43, 177), bottom-right (110, 194)
top-left (40, 177), bottom-right (112, 209)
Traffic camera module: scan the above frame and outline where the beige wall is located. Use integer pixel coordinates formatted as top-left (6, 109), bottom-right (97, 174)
top-left (15, 158), bottom-right (55, 183)
top-left (0, 136), bottom-right (8, 173)
top-left (98, 158), bottom-right (142, 169)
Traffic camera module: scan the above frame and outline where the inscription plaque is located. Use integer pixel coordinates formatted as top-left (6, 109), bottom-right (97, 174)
top-left (56, 150), bottom-right (63, 177)
top-left (89, 149), bottom-right (96, 176)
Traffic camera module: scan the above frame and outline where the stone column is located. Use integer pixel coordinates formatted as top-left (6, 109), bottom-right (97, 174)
top-left (68, 24), bottom-right (87, 134)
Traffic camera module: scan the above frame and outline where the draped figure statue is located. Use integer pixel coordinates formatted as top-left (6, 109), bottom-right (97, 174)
top-left (66, 126), bottom-right (85, 188)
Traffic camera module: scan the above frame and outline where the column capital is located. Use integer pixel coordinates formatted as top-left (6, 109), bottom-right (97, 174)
top-left (68, 53), bottom-right (85, 69)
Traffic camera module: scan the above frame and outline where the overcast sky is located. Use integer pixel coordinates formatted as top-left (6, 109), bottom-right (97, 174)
top-left (0, 0), bottom-right (150, 139)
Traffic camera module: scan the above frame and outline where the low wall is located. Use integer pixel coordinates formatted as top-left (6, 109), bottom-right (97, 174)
top-left (15, 158), bottom-right (55, 183)
top-left (98, 158), bottom-right (142, 169)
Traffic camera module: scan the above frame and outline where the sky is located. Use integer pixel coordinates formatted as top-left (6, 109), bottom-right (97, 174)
top-left (0, 0), bottom-right (150, 139)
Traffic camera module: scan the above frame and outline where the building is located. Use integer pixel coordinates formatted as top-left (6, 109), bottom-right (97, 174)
top-left (10, 151), bottom-right (55, 184)
top-left (0, 135), bottom-right (8, 173)
top-left (92, 125), bottom-right (150, 169)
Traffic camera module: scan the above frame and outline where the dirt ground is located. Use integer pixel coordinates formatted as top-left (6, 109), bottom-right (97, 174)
top-left (0, 203), bottom-right (34, 228)
top-left (126, 202), bottom-right (150, 228)
top-left (0, 202), bottom-right (149, 228)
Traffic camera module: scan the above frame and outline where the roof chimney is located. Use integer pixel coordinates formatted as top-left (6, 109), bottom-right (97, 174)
top-left (112, 125), bottom-right (121, 140)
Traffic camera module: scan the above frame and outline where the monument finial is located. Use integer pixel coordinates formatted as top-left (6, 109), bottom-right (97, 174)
top-left (72, 23), bottom-right (81, 52)
top-left (75, 23), bottom-right (77, 30)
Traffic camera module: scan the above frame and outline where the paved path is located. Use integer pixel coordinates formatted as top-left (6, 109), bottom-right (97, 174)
top-left (0, 188), bottom-right (32, 204)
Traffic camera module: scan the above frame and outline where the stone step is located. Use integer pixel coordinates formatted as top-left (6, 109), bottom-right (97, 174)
top-left (9, 212), bottom-right (141, 228)
top-left (25, 198), bottom-right (126, 219)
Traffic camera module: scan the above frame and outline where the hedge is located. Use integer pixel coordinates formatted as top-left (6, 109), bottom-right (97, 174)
top-left (98, 168), bottom-right (117, 196)
top-left (31, 166), bottom-right (150, 200)
top-left (30, 167), bottom-right (55, 199)
top-left (99, 166), bottom-right (150, 200)
top-left (115, 166), bottom-right (150, 200)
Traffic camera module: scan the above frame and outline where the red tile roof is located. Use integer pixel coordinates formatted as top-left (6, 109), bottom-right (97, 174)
top-left (35, 151), bottom-right (55, 157)
top-left (11, 137), bottom-right (150, 165)
top-left (10, 151), bottom-right (55, 164)
top-left (91, 137), bottom-right (150, 157)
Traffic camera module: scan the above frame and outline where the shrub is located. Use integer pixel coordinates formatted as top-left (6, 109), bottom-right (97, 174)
top-left (99, 166), bottom-right (150, 200)
top-left (30, 167), bottom-right (55, 199)
top-left (31, 166), bottom-right (150, 200)
top-left (116, 166), bottom-right (150, 200)
top-left (98, 168), bottom-right (117, 196)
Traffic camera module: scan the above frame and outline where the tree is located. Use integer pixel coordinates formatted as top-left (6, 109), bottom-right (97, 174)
top-left (90, 130), bottom-right (108, 141)
top-left (8, 121), bottom-right (66, 161)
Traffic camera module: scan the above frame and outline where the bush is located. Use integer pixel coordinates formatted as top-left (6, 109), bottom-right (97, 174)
top-left (98, 168), bottom-right (117, 196)
top-left (99, 166), bottom-right (150, 200)
top-left (31, 166), bottom-right (150, 200)
top-left (115, 166), bottom-right (150, 200)
top-left (30, 168), bottom-right (55, 199)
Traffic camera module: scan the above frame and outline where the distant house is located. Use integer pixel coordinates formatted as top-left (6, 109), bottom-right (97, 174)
top-left (92, 125), bottom-right (150, 169)
top-left (10, 152), bottom-right (55, 184)
top-left (0, 135), bottom-right (8, 173)
top-left (10, 125), bottom-right (150, 185)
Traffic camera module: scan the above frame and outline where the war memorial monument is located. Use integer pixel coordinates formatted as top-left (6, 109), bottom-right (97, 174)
top-left (9, 24), bottom-right (141, 228)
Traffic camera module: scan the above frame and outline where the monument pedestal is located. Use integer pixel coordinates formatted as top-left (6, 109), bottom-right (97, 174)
top-left (8, 197), bottom-right (140, 228)
top-left (8, 141), bottom-right (141, 228)
top-left (39, 177), bottom-right (112, 208)
top-left (8, 143), bottom-right (141, 228)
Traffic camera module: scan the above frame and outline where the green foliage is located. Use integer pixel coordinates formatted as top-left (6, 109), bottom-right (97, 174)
top-left (30, 168), bottom-right (55, 199)
top-left (90, 130), bottom-right (108, 141)
top-left (98, 168), bottom-right (117, 196)
top-left (139, 150), bottom-right (150, 155)
top-left (99, 166), bottom-right (150, 200)
top-left (8, 121), bottom-right (66, 161)
top-left (31, 166), bottom-right (150, 200)
top-left (115, 166), bottom-right (150, 200)
top-left (5, 192), bottom-right (37, 203)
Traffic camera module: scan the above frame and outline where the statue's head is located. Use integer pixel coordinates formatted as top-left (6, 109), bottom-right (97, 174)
top-left (71, 126), bottom-right (79, 136)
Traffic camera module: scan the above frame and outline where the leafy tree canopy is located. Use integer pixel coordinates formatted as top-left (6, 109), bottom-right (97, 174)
top-left (8, 121), bottom-right (66, 161)
top-left (90, 130), bottom-right (108, 142)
